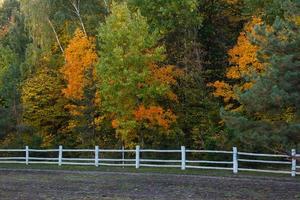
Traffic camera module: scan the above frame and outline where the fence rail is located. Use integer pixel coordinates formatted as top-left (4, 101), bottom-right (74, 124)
top-left (0, 146), bottom-right (298, 177)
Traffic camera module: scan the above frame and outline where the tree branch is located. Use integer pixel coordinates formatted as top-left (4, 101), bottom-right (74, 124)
top-left (47, 18), bottom-right (64, 54)
top-left (70, 0), bottom-right (87, 36)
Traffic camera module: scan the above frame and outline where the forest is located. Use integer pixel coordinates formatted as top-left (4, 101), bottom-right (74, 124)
top-left (0, 0), bottom-right (299, 153)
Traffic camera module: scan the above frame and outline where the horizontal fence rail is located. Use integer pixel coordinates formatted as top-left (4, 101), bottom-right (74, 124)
top-left (0, 146), bottom-right (298, 177)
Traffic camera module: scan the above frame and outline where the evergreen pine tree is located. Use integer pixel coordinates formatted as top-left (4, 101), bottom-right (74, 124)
top-left (222, 0), bottom-right (300, 152)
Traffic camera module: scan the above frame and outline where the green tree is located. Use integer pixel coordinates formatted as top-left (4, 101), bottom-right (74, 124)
top-left (129, 0), bottom-right (201, 33)
top-left (97, 2), bottom-right (180, 147)
top-left (0, 45), bottom-right (20, 139)
top-left (223, 0), bottom-right (300, 152)
top-left (129, 0), bottom-right (203, 69)
top-left (0, 0), bottom-right (30, 144)
top-left (174, 68), bottom-right (230, 149)
top-left (243, 0), bottom-right (287, 23)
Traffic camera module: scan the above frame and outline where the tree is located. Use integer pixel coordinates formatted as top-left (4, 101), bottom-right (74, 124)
top-left (61, 29), bottom-right (101, 145)
top-left (20, 0), bottom-right (107, 73)
top-left (0, 45), bottom-right (19, 139)
top-left (128, 0), bottom-right (201, 33)
top-left (222, 0), bottom-right (300, 152)
top-left (97, 2), bottom-right (181, 147)
top-left (61, 29), bottom-right (97, 100)
top-left (20, 0), bottom-right (55, 53)
top-left (209, 17), bottom-right (265, 111)
top-left (174, 68), bottom-right (230, 150)
top-left (0, 0), bottom-right (30, 145)
top-left (243, 0), bottom-right (287, 23)
top-left (21, 67), bottom-right (68, 148)
top-left (197, 0), bottom-right (245, 73)
top-left (129, 0), bottom-right (204, 69)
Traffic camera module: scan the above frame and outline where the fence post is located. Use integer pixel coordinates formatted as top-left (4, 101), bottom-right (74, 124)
top-left (58, 145), bottom-right (63, 166)
top-left (122, 146), bottom-right (125, 168)
top-left (233, 147), bottom-right (238, 174)
top-left (95, 146), bottom-right (99, 167)
top-left (181, 146), bottom-right (186, 170)
top-left (291, 149), bottom-right (296, 177)
top-left (135, 145), bottom-right (140, 169)
top-left (25, 146), bottom-right (29, 165)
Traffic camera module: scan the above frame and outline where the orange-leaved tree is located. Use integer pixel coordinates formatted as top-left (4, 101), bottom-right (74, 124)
top-left (61, 29), bottom-right (97, 100)
top-left (209, 17), bottom-right (265, 111)
top-left (60, 29), bottom-right (101, 144)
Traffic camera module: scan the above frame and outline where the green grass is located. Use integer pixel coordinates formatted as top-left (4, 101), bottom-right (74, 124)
top-left (0, 163), bottom-right (298, 180)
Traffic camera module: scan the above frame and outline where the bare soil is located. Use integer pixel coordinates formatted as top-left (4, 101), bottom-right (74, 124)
top-left (0, 169), bottom-right (299, 200)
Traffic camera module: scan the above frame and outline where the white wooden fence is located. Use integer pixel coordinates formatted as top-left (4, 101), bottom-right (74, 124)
top-left (0, 146), bottom-right (298, 177)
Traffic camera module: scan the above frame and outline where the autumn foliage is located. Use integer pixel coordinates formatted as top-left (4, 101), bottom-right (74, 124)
top-left (209, 17), bottom-right (265, 109)
top-left (0, 16), bottom-right (14, 39)
top-left (227, 17), bottom-right (264, 79)
top-left (149, 64), bottom-right (182, 86)
top-left (148, 64), bottom-right (183, 102)
top-left (0, 24), bottom-right (9, 38)
top-left (96, 3), bottom-right (183, 146)
top-left (61, 29), bottom-right (97, 100)
top-left (134, 105), bottom-right (176, 129)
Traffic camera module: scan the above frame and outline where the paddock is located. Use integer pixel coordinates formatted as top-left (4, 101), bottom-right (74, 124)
top-left (0, 169), bottom-right (299, 200)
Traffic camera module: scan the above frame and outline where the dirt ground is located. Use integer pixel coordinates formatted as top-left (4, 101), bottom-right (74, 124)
top-left (0, 169), bottom-right (299, 200)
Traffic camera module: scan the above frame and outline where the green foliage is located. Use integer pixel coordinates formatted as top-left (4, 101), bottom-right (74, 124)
top-left (129, 0), bottom-right (204, 69)
top-left (20, 0), bottom-right (54, 52)
top-left (0, 0), bottom-right (28, 56)
top-left (0, 1), bottom-right (29, 141)
top-left (97, 2), bottom-right (165, 109)
top-left (174, 68), bottom-right (230, 149)
top-left (0, 45), bottom-right (15, 85)
top-left (223, 0), bottom-right (300, 152)
top-left (128, 0), bottom-right (201, 33)
top-left (97, 2), bottom-right (177, 146)
top-left (243, 0), bottom-right (286, 23)
top-left (0, 45), bottom-right (20, 138)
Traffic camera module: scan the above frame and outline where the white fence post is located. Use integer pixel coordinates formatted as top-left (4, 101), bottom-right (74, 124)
top-left (291, 149), bottom-right (296, 177)
top-left (25, 146), bottom-right (29, 165)
top-left (122, 146), bottom-right (125, 168)
top-left (136, 145), bottom-right (140, 169)
top-left (95, 146), bottom-right (99, 167)
top-left (233, 147), bottom-right (238, 174)
top-left (58, 145), bottom-right (63, 166)
top-left (181, 146), bottom-right (186, 170)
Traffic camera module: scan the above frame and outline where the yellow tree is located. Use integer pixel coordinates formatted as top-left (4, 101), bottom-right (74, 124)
top-left (21, 67), bottom-right (67, 148)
